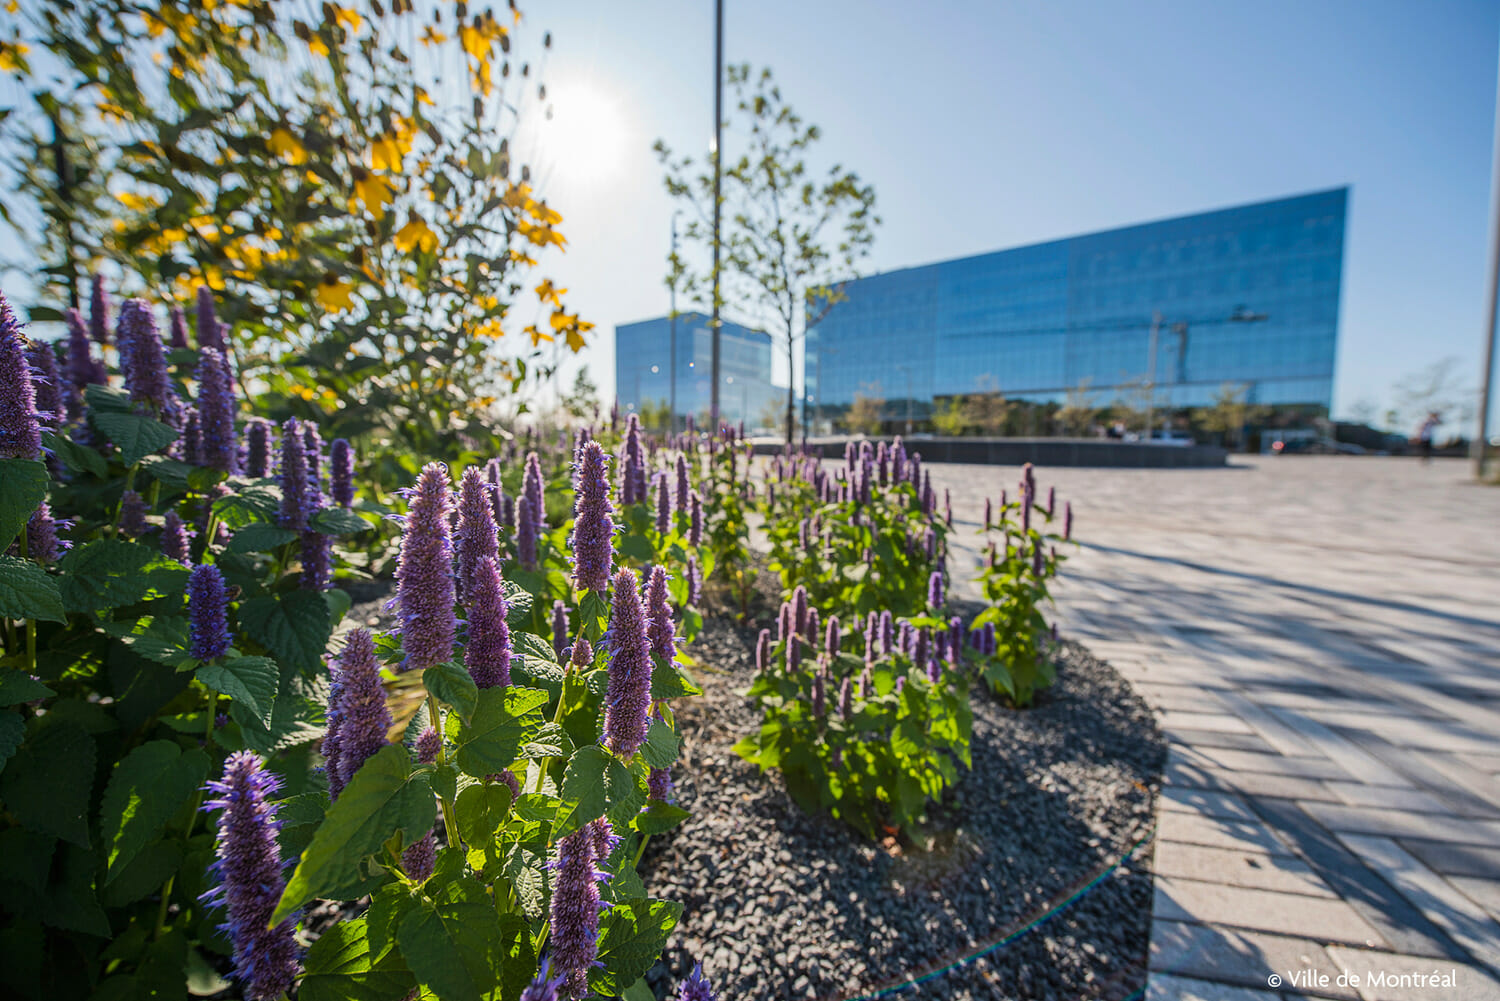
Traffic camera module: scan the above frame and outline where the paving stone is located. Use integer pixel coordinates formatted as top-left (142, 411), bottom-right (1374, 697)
top-left (1215, 689), bottom-right (1323, 757)
top-left (1159, 810), bottom-right (1296, 856)
top-left (1163, 787), bottom-right (1260, 821)
top-left (1262, 711), bottom-right (1414, 788)
top-left (1152, 843), bottom-right (1337, 898)
top-left (1151, 920), bottom-right (1354, 998)
top-left (1153, 876), bottom-right (1386, 947)
top-left (1396, 839), bottom-right (1500, 880)
top-left (1202, 768), bottom-right (1345, 803)
top-left (1447, 877), bottom-right (1500, 923)
top-left (1162, 711), bottom-right (1258, 735)
top-left (1171, 730), bottom-right (1285, 753)
top-left (1334, 835), bottom-right (1500, 972)
top-left (1332, 732), bottom-right (1500, 816)
top-left (1322, 782), bottom-right (1462, 816)
top-left (1323, 946), bottom-right (1500, 1001)
top-left (1146, 971), bottom-right (1282, 1001)
top-left (1196, 748), bottom-right (1354, 782)
top-left (1301, 803), bottom-right (1500, 846)
top-left (1308, 712), bottom-right (1499, 756)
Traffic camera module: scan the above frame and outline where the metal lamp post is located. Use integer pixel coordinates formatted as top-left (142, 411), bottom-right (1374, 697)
top-left (669, 211), bottom-right (681, 434)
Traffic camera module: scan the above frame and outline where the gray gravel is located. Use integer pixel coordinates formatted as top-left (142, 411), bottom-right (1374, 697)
top-left (641, 612), bottom-right (1165, 1001)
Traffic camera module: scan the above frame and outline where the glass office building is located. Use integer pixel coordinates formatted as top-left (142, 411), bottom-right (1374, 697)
top-left (615, 312), bottom-right (780, 429)
top-left (806, 188), bottom-right (1347, 424)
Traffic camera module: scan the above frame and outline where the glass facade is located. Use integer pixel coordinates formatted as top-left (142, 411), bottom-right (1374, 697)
top-left (615, 312), bottom-right (779, 428)
top-left (806, 188), bottom-right (1347, 420)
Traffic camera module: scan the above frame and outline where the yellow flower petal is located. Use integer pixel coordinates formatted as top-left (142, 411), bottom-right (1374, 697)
top-left (268, 127), bottom-right (309, 165)
top-left (393, 216), bottom-right (438, 254)
top-left (316, 274), bottom-right (356, 312)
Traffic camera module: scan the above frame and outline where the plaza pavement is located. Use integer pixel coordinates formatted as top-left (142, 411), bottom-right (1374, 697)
top-left (928, 455), bottom-right (1500, 1001)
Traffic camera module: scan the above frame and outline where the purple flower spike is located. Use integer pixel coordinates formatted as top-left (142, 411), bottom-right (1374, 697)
top-left (196, 347), bottom-right (238, 473)
top-left (838, 677), bottom-right (852, 718)
top-left (807, 608), bottom-right (821, 652)
top-left (645, 565), bottom-right (675, 665)
top-left (455, 466), bottom-right (500, 605)
top-left (415, 726), bottom-right (441, 764)
top-left (516, 495), bottom-right (539, 571)
top-left (242, 420), bottom-right (270, 478)
top-left (685, 554), bottom-right (701, 606)
top-left (328, 629), bottom-right (389, 797)
top-left (396, 463), bottom-right (457, 672)
top-left (89, 274), bottom-right (111, 347)
top-left (777, 603), bottom-right (791, 644)
top-left (118, 298), bottom-right (174, 414)
top-left (674, 454), bottom-right (690, 512)
top-left (603, 567), bottom-right (652, 759)
top-left (551, 599), bottom-right (570, 660)
top-left (792, 586), bottom-right (809, 639)
top-left (523, 450), bottom-right (546, 530)
top-left (677, 962), bottom-right (717, 1001)
top-left (620, 414), bottom-right (646, 504)
top-left (1064, 501), bottom-right (1073, 541)
top-left (928, 571), bottom-right (944, 610)
top-left (654, 473), bottom-right (670, 534)
top-left (188, 563), bottom-right (231, 663)
top-left (63, 308), bottom-right (95, 415)
top-left (521, 959), bottom-right (566, 1001)
top-left (1, 295), bottom-right (42, 460)
top-left (24, 502), bottom-right (62, 563)
top-left (302, 423), bottom-right (324, 491)
top-left (278, 419), bottom-right (311, 530)
top-left (570, 637), bottom-right (593, 669)
top-left (169, 305), bottom-right (191, 350)
top-left (330, 439), bottom-right (355, 508)
top-left (484, 458), bottom-right (505, 526)
top-left (181, 409), bottom-right (202, 465)
top-left (825, 614), bottom-right (841, 659)
top-left (465, 556), bottom-right (512, 689)
top-left (755, 629), bottom-right (770, 674)
top-left (811, 673), bottom-right (826, 716)
top-left (27, 338), bottom-right (63, 430)
top-left (688, 489), bottom-right (703, 547)
top-left (879, 610), bottom-right (894, 654)
top-left (648, 766), bottom-right (674, 802)
top-left (196, 285), bottom-right (225, 354)
top-left (402, 832), bottom-right (437, 881)
top-left (118, 489), bottom-right (147, 538)
top-left (548, 826), bottom-right (605, 998)
top-left (162, 509), bottom-right (193, 563)
top-left (200, 752), bottom-right (300, 1000)
top-left (568, 441), bottom-right (614, 593)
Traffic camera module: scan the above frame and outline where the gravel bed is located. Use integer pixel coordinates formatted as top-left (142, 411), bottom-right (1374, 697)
top-left (640, 612), bottom-right (1165, 1001)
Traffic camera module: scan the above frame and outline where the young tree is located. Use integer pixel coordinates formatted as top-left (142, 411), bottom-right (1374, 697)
top-left (1055, 378), bottom-right (1096, 436)
top-left (656, 65), bottom-right (879, 445)
top-left (844, 385), bottom-right (885, 435)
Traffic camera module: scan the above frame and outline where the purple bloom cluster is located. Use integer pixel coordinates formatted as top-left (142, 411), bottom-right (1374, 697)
top-left (677, 962), bottom-right (717, 1001)
top-left (928, 570), bottom-right (945, 610)
top-left (684, 554), bottom-right (702, 606)
top-left (603, 567), bottom-right (652, 758)
top-left (169, 305), bottom-right (191, 350)
top-left (619, 414), bottom-right (647, 504)
top-left (162, 509), bottom-right (193, 563)
top-left (552, 599), bottom-right (570, 660)
top-left (118, 298), bottom-right (175, 414)
top-left (27, 338), bottom-right (63, 430)
top-left (648, 766), bottom-right (674, 802)
top-left (278, 419), bottom-right (312, 530)
top-left (516, 495), bottom-right (540, 570)
top-left (688, 490), bottom-right (703, 547)
top-left (118, 489), bottom-right (147, 537)
top-left (330, 438), bottom-right (355, 507)
top-left (24, 502), bottom-right (62, 563)
top-left (465, 556), bottom-right (513, 689)
top-left (188, 563), bottom-right (231, 661)
top-left (196, 285), bottom-right (226, 354)
top-left (201, 752), bottom-right (300, 1000)
top-left (570, 636), bottom-right (594, 669)
top-left (396, 463), bottom-right (456, 672)
top-left (0, 293), bottom-right (42, 460)
top-left (402, 832), bottom-right (437, 881)
top-left (755, 628), bottom-right (770, 674)
top-left (654, 473), bottom-right (670, 534)
top-left (244, 419), bottom-right (272, 477)
top-left (548, 820), bottom-right (612, 997)
top-left (455, 466), bottom-right (500, 604)
top-left (521, 959), bottom-right (566, 1001)
top-left (323, 628), bottom-right (390, 798)
top-left (196, 347), bottom-right (238, 473)
top-left (415, 726), bottom-right (441, 764)
top-left (674, 454), bottom-right (690, 512)
top-left (89, 274), bottom-right (111, 347)
top-left (568, 441), bottom-right (614, 593)
top-left (64, 307), bottom-right (101, 416)
top-left (523, 450), bottom-right (546, 530)
top-left (645, 566), bottom-right (675, 665)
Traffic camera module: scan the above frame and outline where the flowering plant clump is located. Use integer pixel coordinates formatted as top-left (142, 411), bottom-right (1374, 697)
top-left (972, 462), bottom-right (1077, 706)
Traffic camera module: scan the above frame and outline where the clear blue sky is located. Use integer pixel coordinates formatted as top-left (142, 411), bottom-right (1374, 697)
top-left (527, 0), bottom-right (1500, 432)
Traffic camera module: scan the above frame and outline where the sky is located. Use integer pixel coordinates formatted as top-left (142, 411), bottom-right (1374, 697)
top-left (521, 0), bottom-right (1500, 432)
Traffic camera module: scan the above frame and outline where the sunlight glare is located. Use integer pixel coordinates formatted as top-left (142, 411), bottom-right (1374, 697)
top-left (541, 83), bottom-right (628, 185)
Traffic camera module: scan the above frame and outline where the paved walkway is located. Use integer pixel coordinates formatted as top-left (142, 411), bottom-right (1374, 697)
top-left (930, 456), bottom-right (1500, 1001)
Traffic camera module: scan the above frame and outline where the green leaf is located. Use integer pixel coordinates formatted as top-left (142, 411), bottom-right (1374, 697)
top-left (0, 669), bottom-right (53, 706)
top-left (273, 746), bottom-right (434, 923)
top-left (641, 717), bottom-right (680, 770)
top-left (0, 458), bottom-right (49, 551)
top-left (0, 709), bottom-right (24, 775)
top-left (0, 720), bottom-right (95, 846)
top-left (632, 801), bottom-right (690, 837)
top-left (99, 740), bottom-right (208, 882)
top-left (212, 482), bottom-right (282, 529)
top-left (239, 590), bottom-right (332, 674)
top-left (197, 656), bottom-right (279, 728)
top-left (454, 782), bottom-right (512, 851)
top-left (0, 555), bottom-right (65, 623)
top-left (43, 431), bottom-right (109, 479)
top-left (91, 408), bottom-right (178, 466)
top-left (397, 889), bottom-right (509, 1001)
top-left (502, 580), bottom-right (533, 626)
top-left (137, 455), bottom-right (193, 489)
top-left (453, 687), bottom-right (548, 778)
top-left (102, 615), bottom-right (193, 669)
top-left (424, 661), bottom-right (478, 724)
top-left (100, 839), bottom-right (184, 907)
top-left (226, 523), bottom-right (298, 553)
top-left (186, 466), bottom-right (227, 493)
top-left (300, 918), bottom-right (415, 1001)
top-left (231, 675), bottom-right (329, 755)
top-left (650, 660), bottom-right (702, 700)
top-left (57, 540), bottom-right (159, 613)
top-left (511, 630), bottom-right (558, 665)
top-left (589, 898), bottom-right (684, 996)
top-left (624, 978), bottom-right (658, 1001)
top-left (519, 721), bottom-right (573, 760)
top-left (555, 744), bottom-right (642, 841)
top-left (275, 792), bottom-right (327, 864)
top-left (310, 506), bottom-right (370, 535)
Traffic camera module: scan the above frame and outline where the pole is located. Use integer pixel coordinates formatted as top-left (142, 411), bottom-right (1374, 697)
top-left (1144, 311), bottom-right (1160, 440)
top-left (709, 0), bottom-right (724, 428)
top-left (1477, 34), bottom-right (1500, 478)
top-left (669, 214), bottom-right (679, 435)
top-left (905, 366), bottom-right (913, 436)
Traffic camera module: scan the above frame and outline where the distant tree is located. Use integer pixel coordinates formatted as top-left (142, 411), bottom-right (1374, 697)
top-left (561, 367), bottom-right (601, 422)
top-left (1393, 357), bottom-right (1475, 437)
top-left (844, 385), bottom-right (885, 435)
top-left (1345, 397), bottom-right (1380, 427)
top-left (1055, 378), bottom-right (1096, 436)
top-left (656, 65), bottom-right (879, 447)
top-left (932, 397), bottom-right (969, 436)
top-left (962, 375), bottom-right (1012, 435)
top-left (636, 398), bottom-right (673, 432)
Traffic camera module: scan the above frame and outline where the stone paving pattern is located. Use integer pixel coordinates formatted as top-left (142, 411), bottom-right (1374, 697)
top-left (928, 456), bottom-right (1500, 1001)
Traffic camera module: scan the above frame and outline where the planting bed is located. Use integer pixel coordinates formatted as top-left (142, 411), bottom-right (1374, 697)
top-left (641, 612), bottom-right (1165, 1001)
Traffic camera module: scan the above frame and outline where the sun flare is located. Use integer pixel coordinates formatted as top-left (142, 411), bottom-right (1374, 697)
top-left (540, 82), bottom-right (628, 185)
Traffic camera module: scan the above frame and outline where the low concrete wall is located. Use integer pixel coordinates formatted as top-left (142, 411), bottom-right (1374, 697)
top-left (750, 436), bottom-right (1228, 468)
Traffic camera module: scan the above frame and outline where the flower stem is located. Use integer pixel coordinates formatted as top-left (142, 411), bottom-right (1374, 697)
top-left (426, 695), bottom-right (461, 848)
top-left (157, 688), bottom-right (218, 940)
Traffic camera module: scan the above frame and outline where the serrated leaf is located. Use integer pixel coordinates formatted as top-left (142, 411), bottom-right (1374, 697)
top-left (197, 656), bottom-right (278, 727)
top-left (138, 455), bottom-right (192, 488)
top-left (310, 506), bottom-right (370, 535)
top-left (239, 590), bottom-right (331, 674)
top-left (589, 898), bottom-right (683, 996)
top-left (502, 580), bottom-right (532, 626)
top-left (510, 653), bottom-right (564, 698)
top-left (423, 661), bottom-right (478, 724)
top-left (231, 674), bottom-right (328, 755)
top-left (519, 721), bottom-right (573, 759)
top-left (0, 669), bottom-right (53, 707)
top-left (57, 540), bottom-right (158, 613)
top-left (300, 918), bottom-right (415, 1001)
top-left (0, 555), bottom-right (66, 623)
top-left (511, 630), bottom-right (558, 665)
top-left (102, 615), bottom-right (193, 669)
top-left (100, 840), bottom-right (184, 907)
top-left (211, 481), bottom-right (282, 529)
top-left (275, 792), bottom-right (327, 864)
top-left (453, 687), bottom-right (548, 778)
top-left (186, 466), bottom-right (227, 493)
top-left (226, 523), bottom-right (297, 553)
top-left (0, 458), bottom-right (49, 551)
top-left (623, 978), bottom-right (657, 1001)
top-left (91, 408), bottom-right (178, 466)
top-left (641, 717), bottom-right (679, 770)
top-left (0, 709), bottom-right (24, 775)
top-left (273, 746), bottom-right (434, 923)
top-left (0, 719), bottom-right (95, 846)
top-left (397, 880), bottom-right (534, 1001)
top-left (99, 740), bottom-right (208, 881)
top-left (650, 661), bottom-right (702, 700)
top-left (454, 781), bottom-right (512, 852)
top-left (41, 431), bottom-right (107, 479)
top-left (554, 744), bottom-right (631, 841)
top-left (632, 801), bottom-right (690, 837)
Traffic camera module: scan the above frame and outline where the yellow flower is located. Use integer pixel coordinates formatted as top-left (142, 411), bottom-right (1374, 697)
top-left (530, 199), bottom-right (562, 226)
top-left (393, 216), bottom-right (438, 254)
top-left (459, 23), bottom-right (491, 60)
top-left (290, 385), bottom-right (318, 401)
top-left (0, 40), bottom-right (30, 73)
top-left (370, 131), bottom-right (411, 173)
top-left (332, 6), bottom-right (363, 33)
top-left (501, 182), bottom-right (534, 212)
top-left (316, 274), bottom-right (356, 312)
top-left (517, 219), bottom-right (567, 250)
top-left (420, 25), bottom-right (446, 46)
top-left (308, 35), bottom-right (329, 57)
top-left (269, 127), bottom-right (308, 165)
top-left (115, 190), bottom-right (160, 212)
top-left (524, 324), bottom-right (551, 346)
top-left (535, 279), bottom-right (566, 306)
top-left (566, 318), bottom-right (595, 353)
top-left (350, 168), bottom-right (394, 220)
top-left (473, 318), bottom-right (504, 340)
